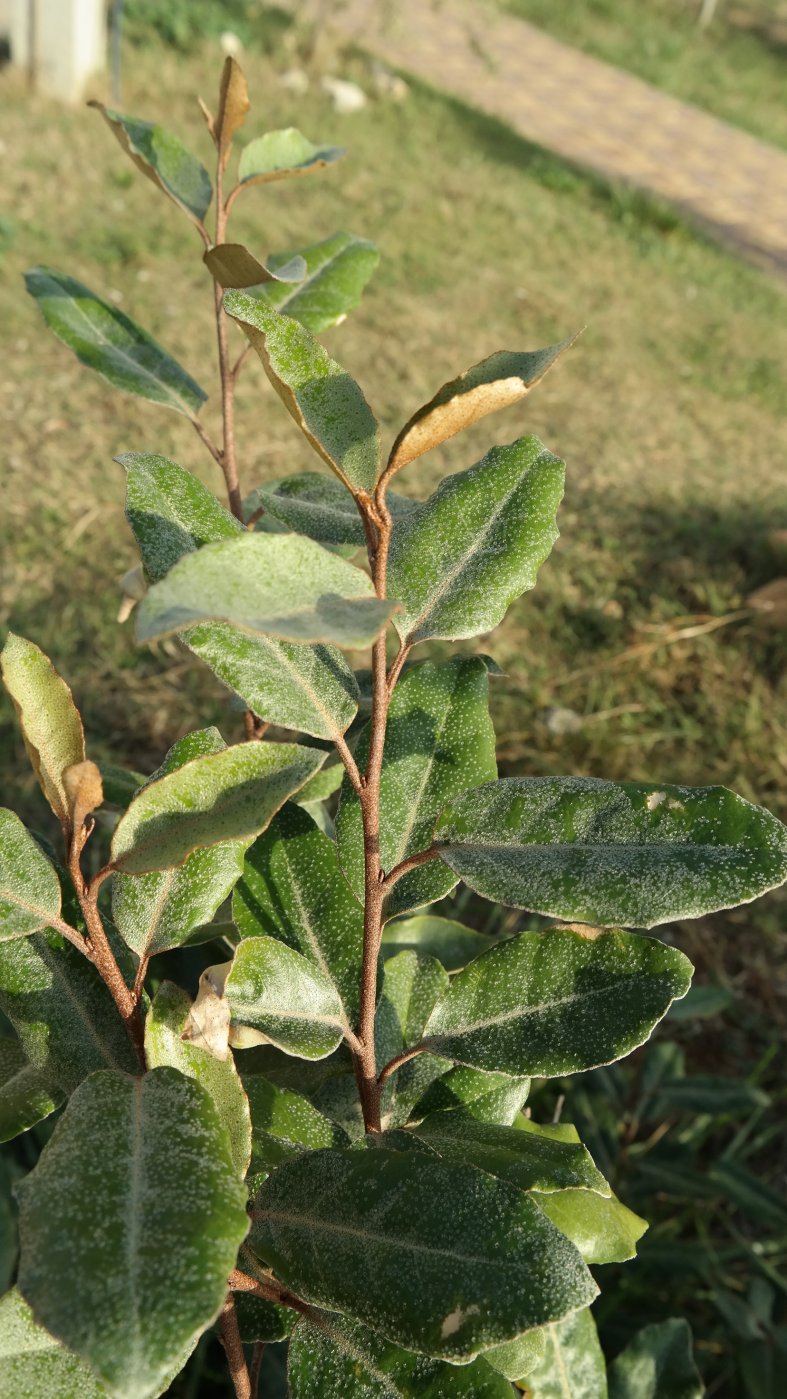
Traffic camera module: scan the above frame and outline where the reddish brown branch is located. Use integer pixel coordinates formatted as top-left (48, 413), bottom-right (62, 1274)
top-left (381, 846), bottom-right (440, 894)
top-left (229, 1268), bottom-right (311, 1317)
top-left (219, 1294), bottom-right (252, 1399)
top-left (378, 1041), bottom-right (428, 1088)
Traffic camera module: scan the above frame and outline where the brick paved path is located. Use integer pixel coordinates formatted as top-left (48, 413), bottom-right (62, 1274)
top-left (329, 0), bottom-right (787, 278)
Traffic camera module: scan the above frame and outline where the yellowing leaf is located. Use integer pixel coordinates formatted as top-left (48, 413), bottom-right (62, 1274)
top-left (215, 57), bottom-right (250, 163)
top-left (1, 634), bottom-right (85, 830)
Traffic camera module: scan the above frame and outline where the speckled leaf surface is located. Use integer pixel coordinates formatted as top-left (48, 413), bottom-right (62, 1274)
top-left (375, 951), bottom-right (452, 1130)
top-left (0, 810), bottom-right (61, 941)
top-left (387, 338), bottom-right (575, 477)
top-left (381, 916), bottom-right (499, 972)
top-left (91, 103), bottom-right (212, 222)
top-left (607, 1319), bottom-right (704, 1399)
top-left (520, 1308), bottom-right (608, 1398)
top-left (122, 453), bottom-right (359, 739)
top-left (0, 1037), bottom-right (63, 1141)
top-left (250, 1147), bottom-right (596, 1360)
top-left (233, 804), bottom-right (363, 1028)
top-left (0, 931), bottom-right (138, 1095)
top-left (0, 1288), bottom-right (109, 1399)
top-left (409, 1064), bottom-right (531, 1126)
top-left (336, 658), bottom-right (497, 916)
top-left (223, 292), bottom-right (380, 493)
top-left (243, 1072), bottom-right (350, 1171)
top-left (16, 1069), bottom-right (248, 1399)
top-left (226, 936), bottom-right (345, 1059)
top-left (414, 1114), bottom-right (609, 1196)
top-left (111, 740), bottom-right (325, 875)
top-left (25, 270), bottom-right (206, 416)
top-left (534, 1187), bottom-right (647, 1264)
top-left (1, 632), bottom-right (85, 828)
top-left (248, 231), bottom-right (379, 332)
top-left (422, 929), bottom-right (692, 1076)
top-left (0, 1155), bottom-right (16, 1292)
top-left (288, 1312), bottom-right (515, 1397)
top-left (145, 982), bottom-right (252, 1177)
top-left (388, 436), bottom-right (564, 644)
top-left (435, 777), bottom-right (787, 928)
top-left (245, 470), bottom-right (416, 548)
top-left (238, 128), bottom-right (345, 185)
top-left (483, 1326), bottom-right (546, 1382)
top-left (136, 533), bottom-right (394, 649)
top-left (112, 730), bottom-right (250, 956)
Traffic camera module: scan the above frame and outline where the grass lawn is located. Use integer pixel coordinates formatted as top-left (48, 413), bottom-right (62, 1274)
top-left (1, 14), bottom-right (786, 1390)
top-left (506, 0), bottom-right (787, 150)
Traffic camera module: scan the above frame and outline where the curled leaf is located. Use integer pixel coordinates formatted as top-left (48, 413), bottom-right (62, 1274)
top-left (90, 101), bottom-right (212, 225)
top-left (182, 964), bottom-right (232, 1061)
top-left (215, 57), bottom-right (250, 163)
top-left (203, 242), bottom-right (306, 289)
top-left (62, 760), bottom-right (104, 832)
top-left (1, 633), bottom-right (85, 831)
top-left (237, 128), bottom-right (345, 187)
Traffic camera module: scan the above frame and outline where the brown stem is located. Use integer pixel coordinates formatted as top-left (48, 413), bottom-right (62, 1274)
top-left (378, 1041), bottom-right (428, 1088)
top-left (381, 846), bottom-right (440, 894)
top-left (190, 413), bottom-right (225, 471)
top-left (206, 149), bottom-right (243, 520)
top-left (49, 914), bottom-right (93, 957)
top-left (68, 842), bottom-right (146, 1070)
top-left (219, 1294), bottom-right (252, 1399)
top-left (334, 731), bottom-right (364, 798)
top-left (229, 1268), bottom-right (311, 1317)
top-left (249, 1342), bottom-right (265, 1399)
top-left (132, 954), bottom-right (150, 1005)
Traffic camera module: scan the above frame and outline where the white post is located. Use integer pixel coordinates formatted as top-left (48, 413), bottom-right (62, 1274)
top-left (10, 0), bottom-right (106, 102)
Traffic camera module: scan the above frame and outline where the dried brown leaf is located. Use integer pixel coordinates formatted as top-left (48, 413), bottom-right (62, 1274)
top-left (182, 963), bottom-right (232, 1060)
top-left (203, 243), bottom-right (272, 289)
top-left (216, 58), bottom-right (250, 165)
top-left (63, 759), bottom-right (104, 831)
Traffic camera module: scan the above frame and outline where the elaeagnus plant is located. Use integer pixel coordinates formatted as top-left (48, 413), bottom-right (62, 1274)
top-left (1, 57), bottom-right (785, 1399)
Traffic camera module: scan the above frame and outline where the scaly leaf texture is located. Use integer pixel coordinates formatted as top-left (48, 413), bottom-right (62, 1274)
top-left (225, 936), bottom-right (346, 1060)
top-left (534, 1187), bottom-right (648, 1265)
top-left (0, 810), bottom-right (61, 942)
top-left (0, 1288), bottom-right (108, 1399)
top-left (90, 102), bottom-right (212, 222)
top-left (409, 1064), bottom-right (531, 1126)
top-left (413, 1114), bottom-right (609, 1196)
top-left (0, 1038), bottom-right (63, 1143)
top-left (1, 632), bottom-right (85, 828)
top-left (520, 1307), bottom-right (608, 1398)
top-left (381, 916), bottom-right (500, 972)
top-left (245, 470), bottom-right (416, 549)
top-left (249, 232), bottom-right (380, 333)
top-left (375, 951), bottom-right (452, 1130)
top-left (243, 1072), bottom-right (350, 1171)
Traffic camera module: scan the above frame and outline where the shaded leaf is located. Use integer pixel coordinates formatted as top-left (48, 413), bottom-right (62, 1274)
top-left (238, 128), bottom-right (344, 185)
top-left (90, 102), bottom-right (212, 223)
top-left (249, 231), bottom-right (380, 333)
top-left (375, 951), bottom-right (451, 1130)
top-left (388, 435), bottom-right (564, 644)
top-left (651, 1074), bottom-right (769, 1116)
top-left (1, 632), bottom-right (85, 829)
top-left (0, 1037), bottom-right (63, 1142)
top-left (250, 1147), bottom-right (596, 1360)
top-left (16, 1069), bottom-right (249, 1399)
top-left (123, 451), bottom-right (241, 579)
top-left (0, 810), bottom-right (61, 942)
top-left (215, 57), bottom-right (250, 160)
top-left (112, 729), bottom-right (250, 957)
top-left (225, 936), bottom-right (345, 1060)
top-left (288, 1312), bottom-right (514, 1397)
top-left (245, 470), bottom-right (416, 549)
top-left (409, 1064), bottom-right (530, 1125)
top-left (203, 242), bottom-right (306, 289)
top-left (25, 269), bottom-right (206, 416)
top-left (0, 1156), bottom-right (17, 1293)
top-left (422, 928), bottom-right (693, 1075)
top-left (0, 930), bottom-right (138, 1095)
top-left (223, 292), bottom-right (380, 493)
top-left (386, 336), bottom-right (576, 478)
top-left (381, 916), bottom-right (498, 972)
top-left (520, 1307), bottom-right (607, 1397)
top-left (136, 533), bottom-right (395, 649)
top-left (243, 1072), bottom-right (350, 1170)
top-left (99, 763), bottom-right (146, 810)
top-left (111, 739), bottom-right (325, 875)
top-left (435, 777), bottom-right (787, 929)
top-left (416, 1114), bottom-right (609, 1197)
top-left (0, 1288), bottom-right (108, 1399)
top-left (233, 1291), bottom-right (295, 1345)
top-left (608, 1319), bottom-right (704, 1399)
top-left (336, 658), bottom-right (497, 917)
top-left (483, 1326), bottom-right (546, 1382)
top-left (535, 1187), bottom-right (648, 1264)
top-left (145, 981), bottom-right (252, 1177)
top-left (233, 803), bottom-right (363, 1027)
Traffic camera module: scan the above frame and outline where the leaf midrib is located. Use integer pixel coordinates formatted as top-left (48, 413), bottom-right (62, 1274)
top-left (255, 1205), bottom-right (523, 1272)
top-left (427, 971), bottom-right (667, 1041)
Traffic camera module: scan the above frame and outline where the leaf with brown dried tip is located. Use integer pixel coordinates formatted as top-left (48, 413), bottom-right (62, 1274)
top-left (62, 761), bottom-right (103, 833)
top-left (385, 334), bottom-right (580, 481)
top-left (1, 634), bottom-right (85, 832)
top-left (216, 57), bottom-right (250, 164)
top-left (203, 243), bottom-right (306, 289)
top-left (90, 102), bottom-right (212, 226)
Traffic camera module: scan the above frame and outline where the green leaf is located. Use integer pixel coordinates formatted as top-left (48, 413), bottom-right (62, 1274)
top-left (112, 729), bottom-right (250, 957)
top-left (243, 1072), bottom-right (350, 1170)
top-left (293, 759), bottom-right (344, 805)
top-left (0, 1037), bottom-right (64, 1142)
top-left (248, 231), bottom-right (379, 332)
top-left (25, 269), bottom-right (206, 416)
top-left (1, 632), bottom-right (86, 829)
top-left (16, 1068), bottom-right (249, 1399)
top-left (0, 931), bottom-right (139, 1095)
top-left (376, 951), bottom-right (452, 1130)
top-left (534, 1187), bottom-right (648, 1264)
top-left (0, 1154), bottom-right (17, 1293)
top-left (122, 450), bottom-right (361, 740)
top-left (288, 1312), bottom-right (515, 1397)
top-left (111, 739), bottom-right (325, 875)
top-left (422, 928), bottom-right (693, 1075)
top-left (388, 436), bottom-right (564, 644)
top-left (136, 533), bottom-right (395, 649)
top-left (225, 936), bottom-right (345, 1060)
top-left (520, 1307), bottom-right (608, 1397)
top-left (483, 1326), bottom-right (546, 1382)
top-left (238, 128), bottom-right (344, 185)
top-left (435, 777), bottom-right (787, 928)
top-left (91, 102), bottom-right (212, 223)
top-left (409, 1064), bottom-right (531, 1125)
top-left (232, 804), bottom-right (363, 1027)
top-left (250, 1147), bottom-right (596, 1360)
top-left (100, 763), bottom-right (146, 809)
top-left (608, 1319), bottom-right (704, 1399)
top-left (387, 337), bottom-right (576, 477)
top-left (0, 1288), bottom-right (109, 1399)
top-left (233, 1291), bottom-right (295, 1345)
top-left (381, 916), bottom-right (499, 972)
top-left (144, 981), bottom-right (252, 1177)
top-left (223, 292), bottom-right (380, 494)
top-left (336, 658), bottom-right (497, 916)
top-left (414, 1114), bottom-right (609, 1195)
top-left (0, 810), bottom-right (61, 942)
top-left (245, 470), bottom-right (416, 549)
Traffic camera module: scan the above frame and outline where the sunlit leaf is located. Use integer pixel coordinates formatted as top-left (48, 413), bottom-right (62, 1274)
top-left (535, 1186), bottom-right (648, 1264)
top-left (376, 951), bottom-right (451, 1129)
top-left (414, 1114), bottom-right (609, 1195)
top-left (203, 242), bottom-right (306, 289)
top-left (90, 102), bottom-right (212, 223)
top-left (381, 916), bottom-right (499, 972)
top-left (0, 1288), bottom-right (108, 1399)
top-left (225, 936), bottom-right (346, 1060)
top-left (215, 57), bottom-right (250, 161)
top-left (483, 1326), bottom-right (546, 1382)
top-left (409, 1064), bottom-right (530, 1126)
top-left (0, 810), bottom-right (61, 942)
top-left (1, 632), bottom-right (85, 829)
top-left (520, 1307), bottom-right (607, 1397)
top-left (249, 231), bottom-right (379, 333)
top-left (245, 471), bottom-right (416, 549)
top-left (243, 1072), bottom-right (350, 1170)
top-left (237, 128), bottom-right (344, 186)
